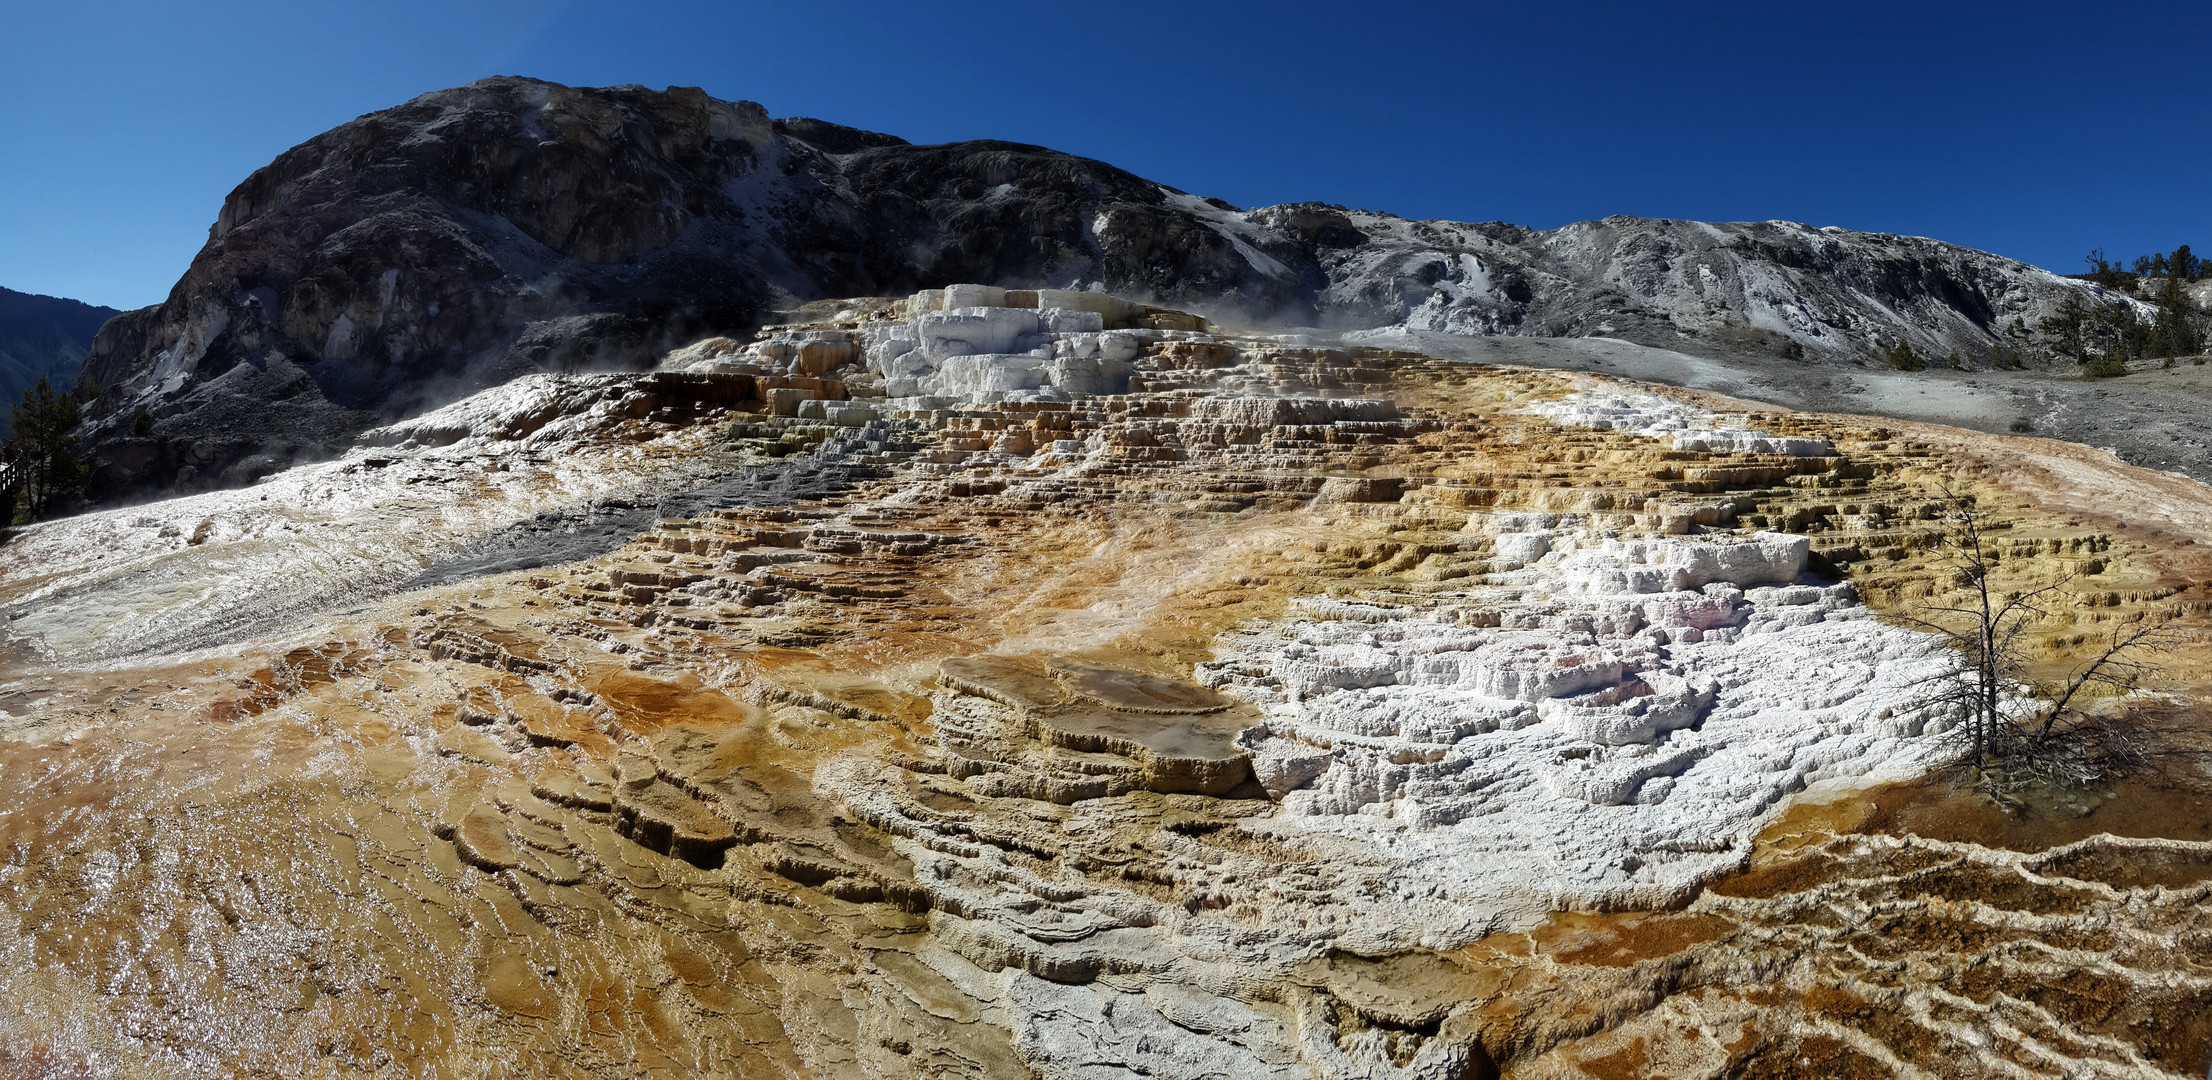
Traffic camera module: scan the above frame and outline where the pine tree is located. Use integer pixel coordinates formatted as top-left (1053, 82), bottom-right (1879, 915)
top-left (2042, 294), bottom-right (2089, 357)
top-left (8, 376), bottom-right (86, 522)
top-left (2152, 274), bottom-right (2202, 359)
top-left (1877, 340), bottom-right (1925, 371)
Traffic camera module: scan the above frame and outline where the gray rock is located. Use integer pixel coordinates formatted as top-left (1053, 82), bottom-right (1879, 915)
top-left (71, 77), bottom-right (2141, 501)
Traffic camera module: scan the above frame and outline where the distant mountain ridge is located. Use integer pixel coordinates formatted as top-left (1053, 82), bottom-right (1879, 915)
top-left (0, 287), bottom-right (118, 436)
top-left (72, 76), bottom-right (2129, 498)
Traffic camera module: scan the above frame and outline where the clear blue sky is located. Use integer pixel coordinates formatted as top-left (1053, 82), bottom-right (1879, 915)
top-left (4, 0), bottom-right (2206, 310)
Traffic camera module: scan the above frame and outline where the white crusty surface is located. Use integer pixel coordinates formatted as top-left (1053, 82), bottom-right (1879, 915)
top-left (1207, 527), bottom-right (1954, 928)
top-left (0, 373), bottom-right (723, 664)
top-left (1524, 383), bottom-right (1836, 457)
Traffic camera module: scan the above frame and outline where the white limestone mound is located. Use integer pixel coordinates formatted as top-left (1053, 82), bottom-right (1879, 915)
top-left (1187, 396), bottom-right (1396, 427)
top-left (363, 372), bottom-right (661, 449)
top-left (1526, 384), bottom-right (1835, 457)
top-left (1538, 670), bottom-right (1712, 746)
top-left (0, 373), bottom-right (722, 665)
top-left (665, 285), bottom-right (1222, 407)
top-left (1201, 527), bottom-right (1957, 925)
top-left (1491, 531), bottom-right (1551, 564)
top-left (664, 287), bottom-right (1160, 405)
top-left (1557, 532), bottom-right (1807, 596)
top-left (872, 307), bottom-right (1146, 403)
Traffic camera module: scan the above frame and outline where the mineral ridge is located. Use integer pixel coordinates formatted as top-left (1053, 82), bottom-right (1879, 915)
top-left (2, 289), bottom-right (2209, 1077)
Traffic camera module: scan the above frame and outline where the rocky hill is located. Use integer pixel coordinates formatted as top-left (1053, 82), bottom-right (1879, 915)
top-left (1305, 211), bottom-right (2112, 356)
top-left (73, 77), bottom-right (2129, 499)
top-left (0, 286), bottom-right (117, 435)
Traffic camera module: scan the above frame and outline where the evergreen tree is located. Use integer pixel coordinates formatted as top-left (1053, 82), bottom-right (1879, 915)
top-left (2082, 352), bottom-right (2127, 378)
top-left (2150, 274), bottom-right (2202, 359)
top-left (2083, 250), bottom-right (2134, 290)
top-left (7, 376), bottom-right (86, 522)
top-left (1879, 340), bottom-right (1925, 371)
top-left (2042, 293), bottom-right (2089, 357)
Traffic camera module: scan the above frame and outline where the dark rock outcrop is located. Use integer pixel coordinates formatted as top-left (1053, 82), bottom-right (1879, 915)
top-left (76, 76), bottom-right (2124, 499)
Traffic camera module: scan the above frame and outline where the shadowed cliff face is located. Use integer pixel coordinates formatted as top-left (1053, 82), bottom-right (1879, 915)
top-left (76, 77), bottom-right (2130, 501)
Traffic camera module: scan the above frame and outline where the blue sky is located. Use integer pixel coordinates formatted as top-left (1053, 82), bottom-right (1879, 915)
top-left (4, 0), bottom-right (2207, 310)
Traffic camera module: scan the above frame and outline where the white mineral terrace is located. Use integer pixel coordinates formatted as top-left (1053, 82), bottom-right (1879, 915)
top-left (1155, 383), bottom-right (1960, 927)
top-left (674, 285), bottom-right (1186, 406)
top-left (0, 374), bottom-right (723, 665)
top-left (1203, 527), bottom-right (1955, 927)
top-left (1524, 384), bottom-right (1838, 457)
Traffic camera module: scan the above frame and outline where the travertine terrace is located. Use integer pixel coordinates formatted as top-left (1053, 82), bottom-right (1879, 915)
top-left (3, 288), bottom-right (2210, 1077)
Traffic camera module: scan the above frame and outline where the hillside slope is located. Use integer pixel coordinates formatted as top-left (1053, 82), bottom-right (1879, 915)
top-left (0, 286), bottom-right (117, 435)
top-left (75, 77), bottom-right (2129, 497)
